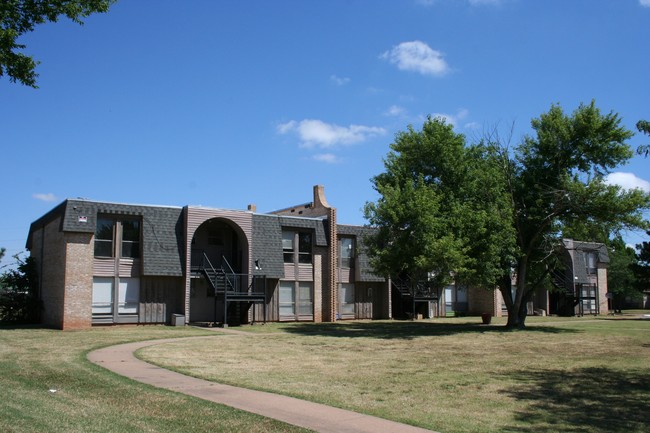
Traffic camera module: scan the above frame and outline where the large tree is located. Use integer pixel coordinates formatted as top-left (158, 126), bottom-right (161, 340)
top-left (365, 102), bottom-right (650, 328)
top-left (363, 117), bottom-right (516, 292)
top-left (1, 0), bottom-right (114, 87)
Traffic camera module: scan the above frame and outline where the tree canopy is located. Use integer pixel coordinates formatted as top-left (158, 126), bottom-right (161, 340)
top-left (607, 237), bottom-right (640, 306)
top-left (363, 117), bottom-right (515, 290)
top-left (365, 102), bottom-right (650, 328)
top-left (0, 0), bottom-right (115, 87)
top-left (637, 120), bottom-right (650, 157)
top-left (632, 231), bottom-right (650, 293)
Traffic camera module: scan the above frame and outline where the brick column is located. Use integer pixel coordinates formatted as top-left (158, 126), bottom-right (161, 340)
top-left (62, 232), bottom-right (94, 329)
top-left (328, 208), bottom-right (337, 322)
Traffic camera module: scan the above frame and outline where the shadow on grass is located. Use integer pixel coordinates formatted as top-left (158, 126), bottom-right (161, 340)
top-left (501, 367), bottom-right (650, 433)
top-left (280, 320), bottom-right (578, 340)
top-left (0, 323), bottom-right (47, 330)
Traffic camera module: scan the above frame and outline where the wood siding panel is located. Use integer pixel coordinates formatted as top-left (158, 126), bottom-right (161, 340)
top-left (339, 268), bottom-right (352, 284)
top-left (118, 259), bottom-right (140, 277)
top-left (139, 276), bottom-right (184, 324)
top-left (297, 264), bottom-right (314, 281)
top-left (283, 264), bottom-right (295, 280)
top-left (252, 279), bottom-right (279, 322)
top-left (354, 282), bottom-right (374, 320)
top-left (93, 258), bottom-right (115, 277)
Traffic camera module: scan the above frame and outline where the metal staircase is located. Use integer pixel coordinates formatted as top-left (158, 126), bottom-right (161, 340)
top-left (549, 267), bottom-right (580, 316)
top-left (197, 253), bottom-right (267, 326)
top-left (391, 275), bottom-right (439, 319)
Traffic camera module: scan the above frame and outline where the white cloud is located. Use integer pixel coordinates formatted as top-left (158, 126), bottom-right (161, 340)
top-left (463, 121), bottom-right (481, 130)
top-left (277, 119), bottom-right (386, 148)
top-left (469, 0), bottom-right (502, 5)
top-left (276, 120), bottom-right (296, 134)
top-left (312, 153), bottom-right (341, 164)
top-left (330, 75), bottom-right (350, 86)
top-left (380, 41), bottom-right (450, 77)
top-left (33, 193), bottom-right (57, 202)
top-left (605, 172), bottom-right (650, 193)
top-left (640, 0), bottom-right (650, 8)
top-left (385, 105), bottom-right (406, 117)
top-left (430, 108), bottom-right (469, 126)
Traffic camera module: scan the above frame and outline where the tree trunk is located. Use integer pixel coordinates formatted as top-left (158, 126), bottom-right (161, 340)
top-left (505, 301), bottom-right (525, 328)
top-left (505, 259), bottom-right (529, 329)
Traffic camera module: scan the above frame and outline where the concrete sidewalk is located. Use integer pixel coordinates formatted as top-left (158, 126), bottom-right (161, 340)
top-left (88, 336), bottom-right (437, 433)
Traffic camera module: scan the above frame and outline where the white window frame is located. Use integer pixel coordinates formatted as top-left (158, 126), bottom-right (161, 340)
top-left (339, 283), bottom-right (355, 317)
top-left (92, 277), bottom-right (114, 315)
top-left (279, 281), bottom-right (313, 320)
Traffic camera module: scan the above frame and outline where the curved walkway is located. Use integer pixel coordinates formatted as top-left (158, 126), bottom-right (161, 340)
top-left (88, 335), bottom-right (437, 433)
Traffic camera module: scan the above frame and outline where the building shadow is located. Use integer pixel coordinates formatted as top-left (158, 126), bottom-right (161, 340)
top-left (280, 320), bottom-right (578, 340)
top-left (500, 367), bottom-right (650, 432)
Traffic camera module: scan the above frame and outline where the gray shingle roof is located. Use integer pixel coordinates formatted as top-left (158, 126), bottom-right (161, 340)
top-left (28, 199), bottom-right (184, 276)
top-left (278, 216), bottom-right (328, 246)
top-left (562, 239), bottom-right (609, 285)
top-left (251, 214), bottom-right (284, 278)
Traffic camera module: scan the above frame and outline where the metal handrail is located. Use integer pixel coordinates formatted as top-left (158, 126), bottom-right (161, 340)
top-left (220, 255), bottom-right (238, 292)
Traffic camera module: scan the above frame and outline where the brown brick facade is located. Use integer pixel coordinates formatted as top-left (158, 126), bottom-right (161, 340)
top-left (29, 216), bottom-right (94, 329)
top-left (313, 251), bottom-right (324, 322)
top-left (327, 207), bottom-right (337, 322)
top-left (468, 286), bottom-right (499, 317)
top-left (597, 266), bottom-right (609, 314)
top-left (61, 232), bottom-right (93, 329)
top-left (37, 217), bottom-right (67, 328)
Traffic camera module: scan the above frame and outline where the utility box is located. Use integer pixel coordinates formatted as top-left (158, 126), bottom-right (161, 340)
top-left (172, 314), bottom-right (185, 326)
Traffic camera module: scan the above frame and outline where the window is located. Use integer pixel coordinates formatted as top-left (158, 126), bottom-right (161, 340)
top-left (93, 277), bottom-right (140, 318)
top-left (121, 220), bottom-right (140, 258)
top-left (94, 217), bottom-right (141, 258)
top-left (118, 278), bottom-right (140, 314)
top-left (282, 232), bottom-right (294, 263)
top-left (298, 282), bottom-right (313, 315)
top-left (298, 233), bottom-right (312, 264)
top-left (282, 231), bottom-right (312, 264)
top-left (279, 281), bottom-right (295, 316)
top-left (279, 281), bottom-right (313, 319)
top-left (586, 252), bottom-right (597, 275)
top-left (339, 237), bottom-right (354, 268)
top-left (94, 218), bottom-right (114, 257)
top-left (92, 277), bottom-right (114, 315)
top-left (339, 283), bottom-right (355, 316)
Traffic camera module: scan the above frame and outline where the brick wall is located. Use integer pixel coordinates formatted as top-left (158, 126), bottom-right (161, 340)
top-left (313, 251), bottom-right (323, 322)
top-left (468, 286), bottom-right (499, 317)
top-left (38, 217), bottom-right (67, 328)
top-left (62, 232), bottom-right (93, 329)
top-left (597, 266), bottom-right (609, 314)
top-left (326, 208), bottom-right (337, 322)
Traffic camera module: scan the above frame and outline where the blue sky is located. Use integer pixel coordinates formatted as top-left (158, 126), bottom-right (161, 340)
top-left (2, 0), bottom-right (649, 263)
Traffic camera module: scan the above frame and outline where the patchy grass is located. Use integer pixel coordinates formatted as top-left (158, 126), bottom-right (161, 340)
top-left (0, 325), bottom-right (311, 433)
top-left (140, 315), bottom-right (650, 433)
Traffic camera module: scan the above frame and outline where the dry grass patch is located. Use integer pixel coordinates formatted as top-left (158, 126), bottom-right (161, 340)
top-left (140, 316), bottom-right (650, 433)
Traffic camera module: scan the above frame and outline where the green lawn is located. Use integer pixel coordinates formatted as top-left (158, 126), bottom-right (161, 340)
top-left (0, 325), bottom-right (311, 433)
top-left (139, 314), bottom-right (650, 433)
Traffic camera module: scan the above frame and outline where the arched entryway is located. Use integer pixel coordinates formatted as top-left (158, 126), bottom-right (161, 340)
top-left (189, 217), bottom-right (250, 324)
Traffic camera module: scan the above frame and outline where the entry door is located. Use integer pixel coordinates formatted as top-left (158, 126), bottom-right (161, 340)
top-left (445, 286), bottom-right (454, 315)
